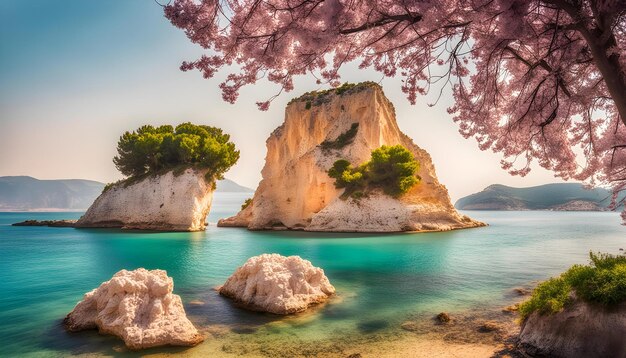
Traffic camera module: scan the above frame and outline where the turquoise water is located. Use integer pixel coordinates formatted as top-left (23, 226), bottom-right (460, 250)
top-left (1, 192), bottom-right (625, 357)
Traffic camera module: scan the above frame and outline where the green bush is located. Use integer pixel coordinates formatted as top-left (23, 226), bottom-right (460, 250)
top-left (519, 252), bottom-right (626, 320)
top-left (112, 123), bottom-right (239, 183)
top-left (369, 145), bottom-right (420, 196)
top-left (328, 145), bottom-right (419, 198)
top-left (321, 123), bottom-right (359, 150)
top-left (241, 198), bottom-right (253, 210)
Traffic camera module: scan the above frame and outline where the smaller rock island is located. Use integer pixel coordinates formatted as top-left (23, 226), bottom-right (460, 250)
top-left (64, 268), bottom-right (203, 350)
top-left (219, 254), bottom-right (335, 314)
top-left (75, 123), bottom-right (239, 231)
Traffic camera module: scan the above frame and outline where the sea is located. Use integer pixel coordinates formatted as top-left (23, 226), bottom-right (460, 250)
top-left (1, 192), bottom-right (625, 357)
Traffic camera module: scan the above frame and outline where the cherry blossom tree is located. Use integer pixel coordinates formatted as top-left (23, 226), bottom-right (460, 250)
top-left (163, 0), bottom-right (626, 220)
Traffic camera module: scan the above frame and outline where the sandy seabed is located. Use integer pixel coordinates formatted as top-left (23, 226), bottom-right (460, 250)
top-left (137, 306), bottom-right (522, 358)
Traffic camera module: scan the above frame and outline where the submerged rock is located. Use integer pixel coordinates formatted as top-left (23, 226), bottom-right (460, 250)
top-left (219, 254), bottom-right (335, 314)
top-left (64, 268), bottom-right (203, 350)
top-left (436, 312), bottom-right (452, 324)
top-left (75, 168), bottom-right (213, 231)
top-left (219, 82), bottom-right (484, 232)
top-left (478, 320), bottom-right (502, 333)
top-left (519, 298), bottom-right (626, 357)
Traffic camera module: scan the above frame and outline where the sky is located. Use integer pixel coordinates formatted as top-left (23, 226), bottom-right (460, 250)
top-left (0, 0), bottom-right (568, 201)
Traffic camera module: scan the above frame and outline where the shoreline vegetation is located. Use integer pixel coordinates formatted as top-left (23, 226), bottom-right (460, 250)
top-left (519, 252), bottom-right (626, 320)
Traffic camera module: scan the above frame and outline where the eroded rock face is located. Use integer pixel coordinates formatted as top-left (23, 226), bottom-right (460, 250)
top-left (519, 298), bottom-right (626, 358)
top-left (76, 168), bottom-right (213, 231)
top-left (219, 254), bottom-right (335, 314)
top-left (218, 83), bottom-right (484, 232)
top-left (64, 268), bottom-right (203, 350)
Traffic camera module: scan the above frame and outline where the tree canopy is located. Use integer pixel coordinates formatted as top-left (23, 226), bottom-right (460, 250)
top-left (113, 123), bottom-right (239, 182)
top-left (164, 0), bottom-right (626, 221)
top-left (328, 145), bottom-right (420, 197)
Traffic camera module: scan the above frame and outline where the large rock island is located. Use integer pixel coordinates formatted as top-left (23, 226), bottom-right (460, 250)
top-left (219, 82), bottom-right (483, 232)
top-left (75, 168), bottom-right (214, 231)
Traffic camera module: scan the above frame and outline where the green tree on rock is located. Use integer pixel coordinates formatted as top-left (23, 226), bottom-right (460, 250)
top-left (113, 122), bottom-right (239, 184)
top-left (328, 145), bottom-right (419, 198)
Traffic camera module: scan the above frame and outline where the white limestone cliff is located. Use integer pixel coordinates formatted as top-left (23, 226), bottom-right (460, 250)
top-left (218, 83), bottom-right (484, 232)
top-left (64, 268), bottom-right (203, 350)
top-left (76, 168), bottom-right (213, 231)
top-left (219, 254), bottom-right (335, 314)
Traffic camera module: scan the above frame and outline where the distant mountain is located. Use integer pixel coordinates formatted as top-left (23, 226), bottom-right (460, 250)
top-left (0, 176), bottom-right (253, 211)
top-left (215, 179), bottom-right (254, 193)
top-left (0, 176), bottom-right (104, 211)
top-left (455, 183), bottom-right (625, 211)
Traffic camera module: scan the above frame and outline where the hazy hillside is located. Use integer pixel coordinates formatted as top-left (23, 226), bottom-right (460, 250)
top-left (455, 183), bottom-right (624, 211)
top-left (0, 176), bottom-right (104, 211)
top-left (215, 179), bottom-right (253, 193)
top-left (0, 176), bottom-right (253, 211)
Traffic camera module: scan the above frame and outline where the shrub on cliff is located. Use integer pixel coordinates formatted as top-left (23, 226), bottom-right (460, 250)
top-left (519, 252), bottom-right (626, 320)
top-left (328, 145), bottom-right (419, 198)
top-left (320, 123), bottom-right (359, 150)
top-left (241, 198), bottom-right (253, 210)
top-left (113, 123), bottom-right (239, 183)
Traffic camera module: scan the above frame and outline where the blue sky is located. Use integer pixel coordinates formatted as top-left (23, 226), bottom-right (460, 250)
top-left (0, 0), bottom-right (565, 200)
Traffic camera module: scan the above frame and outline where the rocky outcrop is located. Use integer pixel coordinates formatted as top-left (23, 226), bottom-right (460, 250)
top-left (219, 254), bottom-right (335, 314)
top-left (519, 298), bottom-right (626, 358)
top-left (218, 83), bottom-right (483, 232)
top-left (76, 168), bottom-right (213, 231)
top-left (12, 219), bottom-right (77, 227)
top-left (64, 268), bottom-right (203, 350)
top-left (549, 200), bottom-right (603, 211)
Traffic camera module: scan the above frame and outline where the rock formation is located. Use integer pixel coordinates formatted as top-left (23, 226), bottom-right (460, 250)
top-left (219, 254), bottom-right (335, 314)
top-left (519, 297), bottom-right (626, 357)
top-left (218, 82), bottom-right (483, 232)
top-left (76, 168), bottom-right (213, 231)
top-left (64, 268), bottom-right (203, 350)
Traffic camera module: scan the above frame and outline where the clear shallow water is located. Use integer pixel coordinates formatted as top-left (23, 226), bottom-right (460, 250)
top-left (1, 192), bottom-right (625, 357)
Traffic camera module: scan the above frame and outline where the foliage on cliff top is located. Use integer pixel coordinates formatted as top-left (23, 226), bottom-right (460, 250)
top-left (519, 252), bottom-right (626, 321)
top-left (287, 82), bottom-right (381, 107)
top-left (113, 123), bottom-right (239, 183)
top-left (328, 144), bottom-right (419, 198)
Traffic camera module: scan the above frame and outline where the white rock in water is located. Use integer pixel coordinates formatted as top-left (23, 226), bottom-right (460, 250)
top-left (64, 268), bottom-right (203, 350)
top-left (76, 168), bottom-right (213, 231)
top-left (218, 83), bottom-right (484, 232)
top-left (219, 254), bottom-right (335, 314)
